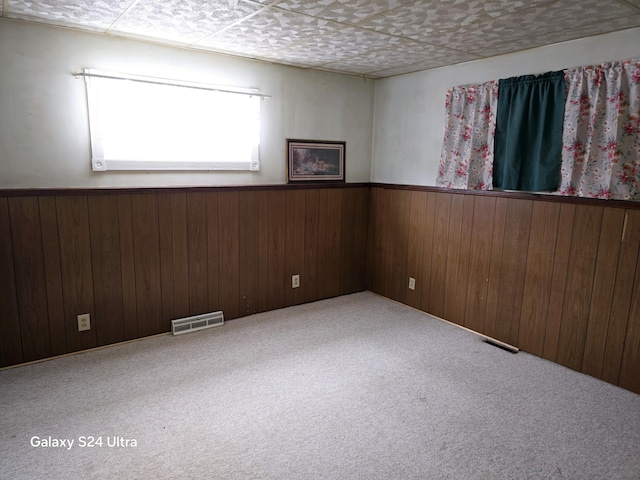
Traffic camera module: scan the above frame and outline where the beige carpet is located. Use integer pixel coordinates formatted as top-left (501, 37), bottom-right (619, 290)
top-left (1, 292), bottom-right (639, 479)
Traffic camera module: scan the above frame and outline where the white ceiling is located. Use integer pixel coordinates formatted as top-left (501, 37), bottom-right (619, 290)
top-left (3, 0), bottom-right (640, 78)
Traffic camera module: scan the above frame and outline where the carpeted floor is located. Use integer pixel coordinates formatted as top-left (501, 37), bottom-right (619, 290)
top-left (1, 292), bottom-right (639, 479)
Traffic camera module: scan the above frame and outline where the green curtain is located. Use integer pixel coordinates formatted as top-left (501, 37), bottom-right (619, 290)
top-left (493, 71), bottom-right (565, 191)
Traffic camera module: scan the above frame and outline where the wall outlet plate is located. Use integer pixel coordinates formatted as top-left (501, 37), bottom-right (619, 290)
top-left (292, 274), bottom-right (300, 288)
top-left (77, 313), bottom-right (91, 332)
top-left (409, 277), bottom-right (416, 290)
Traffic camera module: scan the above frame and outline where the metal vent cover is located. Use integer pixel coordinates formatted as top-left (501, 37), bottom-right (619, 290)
top-left (171, 311), bottom-right (224, 335)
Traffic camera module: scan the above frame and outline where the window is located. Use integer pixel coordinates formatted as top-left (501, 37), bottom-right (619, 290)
top-left (82, 69), bottom-right (263, 172)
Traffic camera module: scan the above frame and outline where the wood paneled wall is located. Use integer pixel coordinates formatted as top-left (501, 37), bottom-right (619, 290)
top-left (367, 185), bottom-right (640, 394)
top-left (2, 182), bottom-right (638, 395)
top-left (0, 185), bottom-right (369, 368)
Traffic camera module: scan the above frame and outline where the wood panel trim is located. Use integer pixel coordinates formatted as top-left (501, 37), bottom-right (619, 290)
top-left (369, 183), bottom-right (640, 210)
top-left (0, 183), bottom-right (371, 198)
top-left (3, 182), bottom-right (638, 210)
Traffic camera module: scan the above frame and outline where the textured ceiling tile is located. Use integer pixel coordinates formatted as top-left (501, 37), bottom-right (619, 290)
top-left (422, 0), bottom-right (640, 55)
top-left (260, 26), bottom-right (404, 66)
top-left (357, 0), bottom-right (484, 39)
top-left (258, 40), bottom-right (347, 67)
top-left (356, 0), bottom-right (549, 39)
top-left (6, 0), bottom-right (134, 30)
top-left (110, 0), bottom-right (262, 44)
top-left (5, 0), bottom-right (640, 78)
top-left (480, 0), bottom-right (549, 18)
top-left (415, 15), bottom-right (503, 51)
top-left (322, 42), bottom-right (479, 76)
top-left (458, 16), bottom-right (640, 60)
top-left (497, 0), bottom-right (637, 30)
top-left (258, 45), bottom-right (337, 67)
top-left (274, 0), bottom-right (413, 25)
top-left (367, 57), bottom-right (470, 77)
top-left (195, 8), bottom-right (339, 56)
top-left (474, 15), bottom-right (640, 59)
top-left (314, 65), bottom-right (382, 78)
top-left (563, 14), bottom-right (640, 40)
top-left (487, 1), bottom-right (640, 44)
top-left (327, 27), bottom-right (407, 55)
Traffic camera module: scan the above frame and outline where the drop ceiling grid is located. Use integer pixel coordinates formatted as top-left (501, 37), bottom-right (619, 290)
top-left (5, 0), bottom-right (135, 30)
top-left (193, 7), bottom-right (344, 57)
top-left (2, 0), bottom-right (640, 77)
top-left (109, 0), bottom-right (265, 45)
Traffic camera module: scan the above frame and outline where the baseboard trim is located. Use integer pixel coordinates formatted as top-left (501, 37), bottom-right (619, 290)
top-left (0, 332), bottom-right (172, 372)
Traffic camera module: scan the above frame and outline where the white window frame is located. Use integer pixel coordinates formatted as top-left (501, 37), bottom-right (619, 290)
top-left (81, 69), bottom-right (263, 172)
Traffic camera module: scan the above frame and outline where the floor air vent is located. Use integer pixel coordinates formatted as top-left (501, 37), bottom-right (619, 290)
top-left (171, 311), bottom-right (224, 335)
top-left (483, 337), bottom-right (519, 353)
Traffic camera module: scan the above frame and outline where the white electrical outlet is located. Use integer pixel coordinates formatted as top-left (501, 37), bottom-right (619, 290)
top-left (408, 277), bottom-right (416, 290)
top-left (292, 274), bottom-right (300, 288)
top-left (77, 313), bottom-right (91, 332)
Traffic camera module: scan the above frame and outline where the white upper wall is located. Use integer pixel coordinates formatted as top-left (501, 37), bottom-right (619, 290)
top-left (371, 27), bottom-right (640, 186)
top-left (2, 19), bottom-right (638, 190)
top-left (0, 18), bottom-right (374, 189)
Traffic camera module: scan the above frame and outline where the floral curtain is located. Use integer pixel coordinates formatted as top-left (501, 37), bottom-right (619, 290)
top-left (437, 81), bottom-right (498, 190)
top-left (559, 58), bottom-right (640, 200)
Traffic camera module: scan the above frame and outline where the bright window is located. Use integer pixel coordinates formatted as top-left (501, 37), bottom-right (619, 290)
top-left (82, 69), bottom-right (262, 172)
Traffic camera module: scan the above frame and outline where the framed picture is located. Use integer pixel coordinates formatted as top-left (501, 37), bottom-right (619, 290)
top-left (287, 139), bottom-right (345, 183)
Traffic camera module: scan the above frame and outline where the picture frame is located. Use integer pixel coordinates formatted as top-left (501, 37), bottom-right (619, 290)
top-left (287, 139), bottom-right (345, 183)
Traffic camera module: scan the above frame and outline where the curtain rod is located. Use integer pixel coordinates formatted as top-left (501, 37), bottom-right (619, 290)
top-left (72, 70), bottom-right (271, 98)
